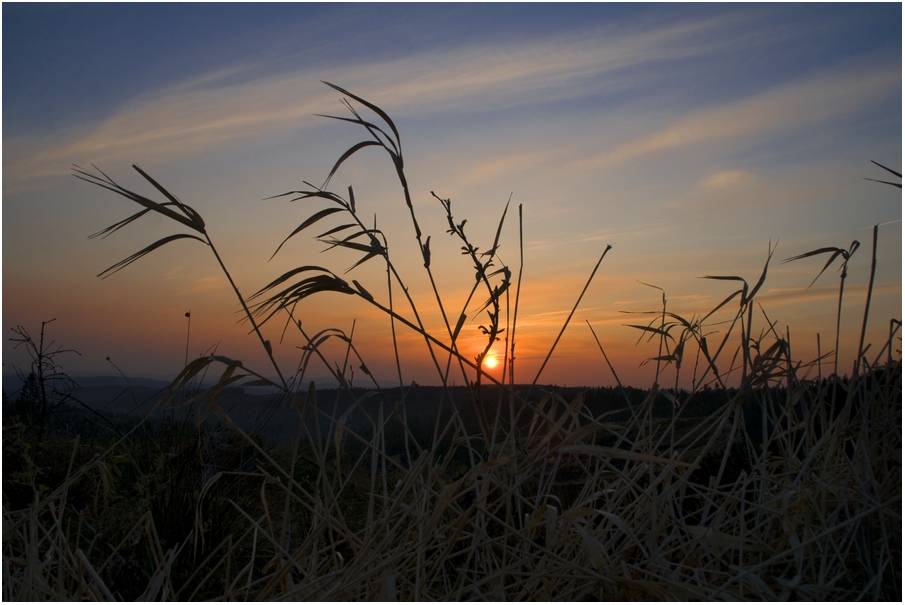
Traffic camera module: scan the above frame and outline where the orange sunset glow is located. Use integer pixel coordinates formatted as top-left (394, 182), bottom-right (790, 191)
top-left (3, 4), bottom-right (901, 390)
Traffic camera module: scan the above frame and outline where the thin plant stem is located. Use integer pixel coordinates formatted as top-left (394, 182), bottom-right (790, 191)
top-left (856, 225), bottom-right (878, 376)
top-left (530, 244), bottom-right (612, 392)
top-left (509, 204), bottom-right (524, 389)
top-left (206, 236), bottom-right (289, 391)
top-left (184, 310), bottom-right (191, 368)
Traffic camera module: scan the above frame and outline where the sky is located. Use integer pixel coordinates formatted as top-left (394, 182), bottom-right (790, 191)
top-left (3, 3), bottom-right (902, 390)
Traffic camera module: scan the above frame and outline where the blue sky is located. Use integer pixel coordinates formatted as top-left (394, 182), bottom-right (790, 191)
top-left (6, 4), bottom-right (897, 134)
top-left (3, 3), bottom-right (901, 388)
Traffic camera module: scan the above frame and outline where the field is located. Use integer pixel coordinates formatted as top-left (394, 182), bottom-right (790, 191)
top-left (3, 84), bottom-right (901, 601)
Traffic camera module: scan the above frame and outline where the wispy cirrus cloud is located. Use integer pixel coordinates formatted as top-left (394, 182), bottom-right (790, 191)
top-left (184, 276), bottom-right (229, 294)
top-left (573, 65), bottom-right (900, 171)
top-left (3, 11), bottom-right (812, 194)
top-left (754, 281), bottom-right (901, 308)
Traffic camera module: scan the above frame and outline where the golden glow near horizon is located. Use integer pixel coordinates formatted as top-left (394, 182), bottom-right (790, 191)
top-left (2, 5), bottom-right (901, 388)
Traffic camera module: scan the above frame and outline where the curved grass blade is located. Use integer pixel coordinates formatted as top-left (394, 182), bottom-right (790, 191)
top-left (265, 187), bottom-right (348, 206)
top-left (74, 165), bottom-right (203, 233)
top-left (314, 113), bottom-right (399, 157)
top-left (701, 274), bottom-right (747, 286)
top-left (322, 140), bottom-right (382, 189)
top-left (342, 99), bottom-right (402, 159)
top-left (132, 164), bottom-right (205, 231)
top-left (663, 311), bottom-right (696, 331)
top-left (322, 81), bottom-right (401, 151)
top-left (624, 324), bottom-right (676, 342)
top-left (249, 265), bottom-right (339, 300)
top-left (322, 234), bottom-right (384, 256)
top-left (253, 275), bottom-right (355, 325)
top-left (642, 354), bottom-right (677, 367)
top-left (326, 97), bottom-right (400, 162)
top-left (782, 246), bottom-right (845, 264)
top-left (98, 233), bottom-right (207, 278)
top-left (317, 223), bottom-right (357, 239)
top-left (744, 242), bottom-right (776, 304)
top-left (702, 275), bottom-right (748, 308)
top-left (701, 289), bottom-right (743, 322)
top-left (864, 178), bottom-right (902, 188)
top-left (185, 364), bottom-right (248, 411)
top-left (88, 208), bottom-right (151, 239)
top-left (351, 280), bottom-right (373, 302)
top-left (870, 159), bottom-right (902, 179)
top-left (157, 355), bottom-right (215, 408)
top-left (782, 245), bottom-right (857, 288)
top-left (483, 197), bottom-right (510, 257)
top-left (346, 250), bottom-right (382, 273)
top-left (248, 267), bottom-right (354, 324)
top-left (271, 207), bottom-right (345, 260)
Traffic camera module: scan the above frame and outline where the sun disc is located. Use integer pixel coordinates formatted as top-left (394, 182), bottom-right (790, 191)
top-left (484, 356), bottom-right (498, 369)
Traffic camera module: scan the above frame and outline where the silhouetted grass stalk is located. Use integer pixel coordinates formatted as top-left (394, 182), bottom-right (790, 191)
top-left (857, 224), bottom-right (878, 373)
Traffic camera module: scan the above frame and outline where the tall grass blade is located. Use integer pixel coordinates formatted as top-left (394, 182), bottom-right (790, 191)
top-left (314, 114), bottom-right (399, 156)
top-left (744, 242), bottom-right (775, 304)
top-left (782, 243), bottom-right (859, 289)
top-left (271, 207), bottom-right (345, 260)
top-left (87, 208), bottom-right (151, 239)
top-left (97, 233), bottom-right (207, 278)
top-left (73, 165), bottom-right (203, 233)
top-left (322, 81), bottom-right (402, 151)
top-left (866, 159), bottom-right (902, 187)
top-left (132, 164), bottom-right (205, 230)
top-left (322, 140), bottom-right (382, 188)
top-left (531, 245), bottom-right (611, 387)
top-left (857, 225), bottom-right (879, 369)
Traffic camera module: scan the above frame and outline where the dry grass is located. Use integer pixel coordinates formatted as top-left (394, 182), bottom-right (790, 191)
top-left (4, 83), bottom-right (900, 600)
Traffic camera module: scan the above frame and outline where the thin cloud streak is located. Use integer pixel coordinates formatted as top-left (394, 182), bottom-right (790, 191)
top-left (577, 65), bottom-right (900, 170)
top-left (754, 281), bottom-right (901, 307)
top-left (3, 12), bottom-right (827, 194)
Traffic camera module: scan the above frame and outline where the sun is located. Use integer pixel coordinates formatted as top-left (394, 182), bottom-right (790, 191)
top-left (484, 355), bottom-right (499, 369)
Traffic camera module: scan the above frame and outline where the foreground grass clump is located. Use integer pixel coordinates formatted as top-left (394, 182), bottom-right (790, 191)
top-left (4, 83), bottom-right (900, 600)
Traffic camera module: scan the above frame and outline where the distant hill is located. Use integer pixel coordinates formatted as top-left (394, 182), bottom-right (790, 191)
top-left (3, 372), bottom-right (733, 444)
top-left (1, 373), bottom-right (364, 395)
